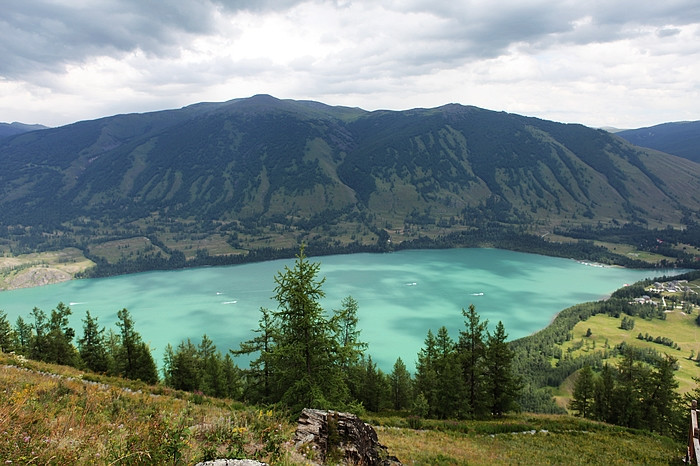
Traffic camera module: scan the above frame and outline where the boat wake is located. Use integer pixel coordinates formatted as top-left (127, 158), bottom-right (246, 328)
top-left (221, 300), bottom-right (238, 304)
top-left (470, 292), bottom-right (484, 296)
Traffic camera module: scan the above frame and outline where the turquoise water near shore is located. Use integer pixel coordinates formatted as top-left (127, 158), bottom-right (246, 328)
top-left (0, 248), bottom-right (672, 371)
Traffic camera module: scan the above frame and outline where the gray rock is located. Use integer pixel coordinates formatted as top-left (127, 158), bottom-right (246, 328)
top-left (294, 408), bottom-right (401, 465)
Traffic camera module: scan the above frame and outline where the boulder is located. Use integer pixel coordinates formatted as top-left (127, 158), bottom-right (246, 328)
top-left (294, 408), bottom-right (401, 465)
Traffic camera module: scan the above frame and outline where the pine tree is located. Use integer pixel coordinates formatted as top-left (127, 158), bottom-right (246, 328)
top-left (222, 353), bottom-right (242, 399)
top-left (45, 302), bottom-right (78, 366)
top-left (78, 311), bottom-right (110, 373)
top-left (169, 339), bottom-right (201, 391)
top-left (0, 311), bottom-right (16, 353)
top-left (458, 304), bottom-right (489, 418)
top-left (14, 317), bottom-right (31, 355)
top-left (115, 308), bottom-right (158, 384)
top-left (29, 307), bottom-right (48, 361)
top-left (389, 357), bottom-right (412, 410)
top-left (199, 334), bottom-right (225, 397)
top-left (269, 246), bottom-right (346, 410)
top-left (414, 329), bottom-right (438, 417)
top-left (333, 295), bottom-right (367, 371)
top-left (569, 365), bottom-right (596, 418)
top-left (233, 307), bottom-right (278, 403)
top-left (643, 354), bottom-right (680, 436)
top-left (485, 321), bottom-right (521, 416)
top-left (433, 326), bottom-right (465, 419)
top-left (593, 363), bottom-right (615, 422)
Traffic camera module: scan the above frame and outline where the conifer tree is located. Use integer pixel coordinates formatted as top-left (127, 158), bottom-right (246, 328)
top-left (434, 326), bottom-right (465, 418)
top-left (389, 357), bottom-right (412, 410)
top-left (29, 307), bottom-right (48, 361)
top-left (14, 317), bottom-right (31, 355)
top-left (485, 321), bottom-right (521, 416)
top-left (199, 334), bottom-right (225, 397)
top-left (569, 365), bottom-right (596, 418)
top-left (115, 308), bottom-right (158, 384)
top-left (334, 295), bottom-right (367, 371)
top-left (78, 311), bottom-right (110, 373)
top-left (169, 339), bottom-right (201, 391)
top-left (269, 246), bottom-right (346, 411)
top-left (593, 363), bottom-right (615, 422)
top-left (233, 307), bottom-right (278, 403)
top-left (46, 302), bottom-right (78, 366)
top-left (458, 304), bottom-right (489, 418)
top-left (643, 354), bottom-right (680, 436)
top-left (0, 311), bottom-right (16, 353)
top-left (414, 329), bottom-right (438, 416)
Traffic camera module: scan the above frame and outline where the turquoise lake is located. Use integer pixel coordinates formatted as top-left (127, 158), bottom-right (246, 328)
top-left (0, 248), bottom-right (672, 371)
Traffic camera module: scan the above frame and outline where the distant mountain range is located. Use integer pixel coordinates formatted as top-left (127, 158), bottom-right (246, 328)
top-left (0, 122), bottom-right (48, 139)
top-left (616, 121), bottom-right (700, 164)
top-left (1, 95), bottom-right (699, 266)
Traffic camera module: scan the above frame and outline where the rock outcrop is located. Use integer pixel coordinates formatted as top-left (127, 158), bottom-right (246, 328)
top-left (294, 408), bottom-right (401, 465)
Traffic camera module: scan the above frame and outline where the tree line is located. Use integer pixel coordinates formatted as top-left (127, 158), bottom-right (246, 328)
top-left (0, 305), bottom-right (158, 385)
top-left (569, 350), bottom-right (682, 438)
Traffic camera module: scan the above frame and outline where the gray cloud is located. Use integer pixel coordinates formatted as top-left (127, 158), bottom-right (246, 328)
top-left (0, 0), bottom-right (222, 77)
top-left (2, 0), bottom-right (700, 128)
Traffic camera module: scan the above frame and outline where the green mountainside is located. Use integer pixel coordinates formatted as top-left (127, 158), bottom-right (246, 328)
top-left (617, 121), bottom-right (700, 164)
top-left (1, 95), bottom-right (700, 273)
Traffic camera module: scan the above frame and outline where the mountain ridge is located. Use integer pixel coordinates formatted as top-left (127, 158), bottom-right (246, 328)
top-left (1, 95), bottom-right (699, 268)
top-left (617, 120), bottom-right (700, 164)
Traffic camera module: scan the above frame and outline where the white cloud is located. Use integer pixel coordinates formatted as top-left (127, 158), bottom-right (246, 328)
top-left (1, 0), bottom-right (700, 128)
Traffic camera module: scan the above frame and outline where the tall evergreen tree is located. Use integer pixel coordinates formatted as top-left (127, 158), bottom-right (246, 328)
top-left (45, 302), bottom-right (78, 366)
top-left (485, 321), bottom-right (521, 416)
top-left (333, 295), bottom-right (367, 371)
top-left (569, 365), bottom-right (596, 418)
top-left (593, 363), bottom-right (615, 422)
top-left (169, 339), bottom-right (201, 391)
top-left (0, 311), bottom-right (16, 353)
top-left (643, 354), bottom-right (680, 436)
top-left (14, 317), bottom-right (31, 356)
top-left (433, 326), bottom-right (466, 419)
top-left (414, 329), bottom-right (438, 416)
top-left (233, 307), bottom-right (278, 403)
top-left (612, 349), bottom-right (647, 429)
top-left (199, 334), bottom-right (225, 397)
top-left (115, 308), bottom-right (158, 384)
top-left (269, 246), bottom-right (346, 410)
top-left (78, 311), bottom-right (110, 373)
top-left (28, 307), bottom-right (48, 361)
top-left (389, 357), bottom-right (412, 410)
top-left (458, 304), bottom-right (489, 418)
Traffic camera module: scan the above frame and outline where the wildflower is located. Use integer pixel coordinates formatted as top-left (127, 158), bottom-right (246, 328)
top-left (23, 435), bottom-right (31, 442)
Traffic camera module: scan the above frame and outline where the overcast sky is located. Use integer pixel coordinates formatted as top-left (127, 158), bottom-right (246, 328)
top-left (2, 0), bottom-right (700, 129)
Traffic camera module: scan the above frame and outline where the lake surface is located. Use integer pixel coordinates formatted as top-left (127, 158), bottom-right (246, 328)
top-left (0, 248), bottom-right (672, 371)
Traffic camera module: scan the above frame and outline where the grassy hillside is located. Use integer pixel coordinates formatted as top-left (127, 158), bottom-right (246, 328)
top-left (545, 277), bottom-right (700, 407)
top-left (0, 352), bottom-right (686, 465)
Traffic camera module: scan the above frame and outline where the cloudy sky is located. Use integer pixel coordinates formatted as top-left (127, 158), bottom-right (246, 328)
top-left (2, 0), bottom-right (700, 129)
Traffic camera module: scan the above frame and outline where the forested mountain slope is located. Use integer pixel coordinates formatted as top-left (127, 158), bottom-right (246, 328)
top-left (1, 95), bottom-right (699, 268)
top-left (617, 121), bottom-right (700, 164)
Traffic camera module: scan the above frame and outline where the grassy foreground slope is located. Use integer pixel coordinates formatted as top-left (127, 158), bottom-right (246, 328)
top-left (0, 352), bottom-right (685, 465)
